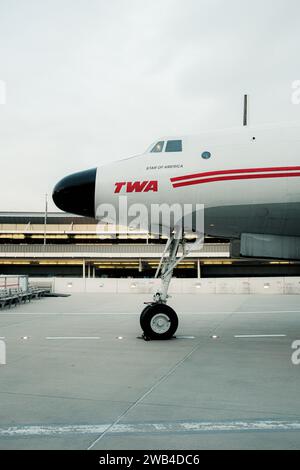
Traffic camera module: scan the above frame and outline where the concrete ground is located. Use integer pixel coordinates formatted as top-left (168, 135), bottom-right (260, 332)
top-left (0, 293), bottom-right (299, 450)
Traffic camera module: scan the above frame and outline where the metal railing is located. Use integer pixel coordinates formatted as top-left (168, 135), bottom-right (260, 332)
top-left (0, 243), bottom-right (230, 255)
top-left (0, 286), bottom-right (51, 309)
top-left (0, 275), bottom-right (51, 310)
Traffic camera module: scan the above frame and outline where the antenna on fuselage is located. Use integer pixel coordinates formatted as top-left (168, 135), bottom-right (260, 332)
top-left (243, 94), bottom-right (248, 126)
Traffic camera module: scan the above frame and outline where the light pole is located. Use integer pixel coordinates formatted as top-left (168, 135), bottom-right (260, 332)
top-left (44, 193), bottom-right (48, 246)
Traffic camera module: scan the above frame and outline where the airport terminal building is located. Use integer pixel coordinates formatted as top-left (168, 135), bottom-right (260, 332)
top-left (0, 212), bottom-right (299, 279)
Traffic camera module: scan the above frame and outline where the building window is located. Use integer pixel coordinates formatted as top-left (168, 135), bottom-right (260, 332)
top-left (165, 140), bottom-right (182, 152)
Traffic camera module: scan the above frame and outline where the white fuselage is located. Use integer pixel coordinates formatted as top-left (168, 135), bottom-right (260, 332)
top-left (95, 124), bottom-right (300, 238)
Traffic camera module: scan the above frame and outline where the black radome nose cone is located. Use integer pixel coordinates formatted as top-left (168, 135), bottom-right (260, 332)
top-left (52, 168), bottom-right (97, 218)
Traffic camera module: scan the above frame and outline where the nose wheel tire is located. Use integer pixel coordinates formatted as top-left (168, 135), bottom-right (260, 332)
top-left (140, 304), bottom-right (178, 340)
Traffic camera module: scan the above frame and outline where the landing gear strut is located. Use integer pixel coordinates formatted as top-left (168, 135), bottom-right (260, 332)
top-left (140, 228), bottom-right (198, 341)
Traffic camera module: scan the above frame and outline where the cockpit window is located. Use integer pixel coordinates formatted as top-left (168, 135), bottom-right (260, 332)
top-left (165, 140), bottom-right (182, 152)
top-left (151, 141), bottom-right (164, 153)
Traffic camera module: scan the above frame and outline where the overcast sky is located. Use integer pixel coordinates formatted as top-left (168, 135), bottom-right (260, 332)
top-left (1, 0), bottom-right (300, 211)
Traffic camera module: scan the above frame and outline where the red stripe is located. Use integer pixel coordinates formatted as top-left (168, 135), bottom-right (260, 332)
top-left (172, 172), bottom-right (300, 188)
top-left (170, 166), bottom-right (300, 183)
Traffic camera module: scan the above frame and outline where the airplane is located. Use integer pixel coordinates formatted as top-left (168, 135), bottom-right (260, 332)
top-left (53, 123), bottom-right (300, 340)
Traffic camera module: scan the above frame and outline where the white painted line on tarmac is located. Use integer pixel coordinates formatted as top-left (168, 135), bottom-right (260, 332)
top-left (1, 310), bottom-right (300, 316)
top-left (234, 334), bottom-right (287, 338)
top-left (1, 420), bottom-right (300, 437)
top-left (176, 336), bottom-right (196, 340)
top-left (0, 424), bottom-right (109, 437)
top-left (46, 337), bottom-right (101, 340)
top-left (0, 312), bottom-right (137, 316)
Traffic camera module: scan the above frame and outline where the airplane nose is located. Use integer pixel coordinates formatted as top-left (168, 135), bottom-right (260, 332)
top-left (52, 168), bottom-right (97, 218)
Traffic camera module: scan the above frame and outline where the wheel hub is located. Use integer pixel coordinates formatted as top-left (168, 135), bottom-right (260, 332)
top-left (150, 313), bottom-right (171, 334)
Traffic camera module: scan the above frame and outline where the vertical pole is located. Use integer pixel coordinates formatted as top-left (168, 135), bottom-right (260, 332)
top-left (197, 259), bottom-right (201, 279)
top-left (44, 193), bottom-right (48, 246)
top-left (93, 265), bottom-right (95, 278)
top-left (243, 94), bottom-right (248, 127)
top-left (82, 259), bottom-right (86, 279)
top-left (88, 263), bottom-right (91, 278)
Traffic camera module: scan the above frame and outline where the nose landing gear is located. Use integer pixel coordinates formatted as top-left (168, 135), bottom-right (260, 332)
top-left (140, 232), bottom-right (182, 341)
top-left (140, 228), bottom-right (200, 341)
